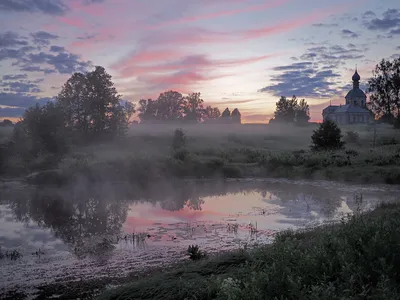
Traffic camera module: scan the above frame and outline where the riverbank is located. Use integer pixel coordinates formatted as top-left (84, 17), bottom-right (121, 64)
top-left (25, 145), bottom-right (400, 186)
top-left (2, 123), bottom-right (400, 185)
top-left (99, 202), bottom-right (400, 300)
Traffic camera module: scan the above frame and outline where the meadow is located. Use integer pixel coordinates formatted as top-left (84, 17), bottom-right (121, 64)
top-left (12, 122), bottom-right (400, 185)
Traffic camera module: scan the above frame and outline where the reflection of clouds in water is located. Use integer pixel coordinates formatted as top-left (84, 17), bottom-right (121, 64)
top-left (0, 206), bottom-right (65, 252)
top-left (1, 179), bottom-right (400, 296)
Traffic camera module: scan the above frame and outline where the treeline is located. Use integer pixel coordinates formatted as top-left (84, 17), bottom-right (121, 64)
top-left (0, 66), bottom-right (243, 176)
top-left (137, 91), bottom-right (241, 124)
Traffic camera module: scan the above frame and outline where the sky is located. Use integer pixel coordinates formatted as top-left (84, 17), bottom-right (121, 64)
top-left (0, 0), bottom-right (399, 123)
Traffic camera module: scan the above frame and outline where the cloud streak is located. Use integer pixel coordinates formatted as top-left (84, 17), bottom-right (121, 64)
top-left (145, 0), bottom-right (290, 30)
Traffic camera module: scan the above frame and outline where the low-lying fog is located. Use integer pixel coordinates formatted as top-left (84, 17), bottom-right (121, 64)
top-left (1, 178), bottom-right (399, 295)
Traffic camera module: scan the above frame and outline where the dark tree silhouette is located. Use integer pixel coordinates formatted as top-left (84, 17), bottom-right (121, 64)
top-left (183, 92), bottom-right (205, 123)
top-left (272, 95), bottom-right (310, 125)
top-left (12, 102), bottom-right (67, 157)
top-left (367, 57), bottom-right (400, 124)
top-left (273, 96), bottom-right (298, 123)
top-left (204, 106), bottom-right (221, 119)
top-left (137, 91), bottom-right (186, 123)
top-left (137, 99), bottom-right (158, 123)
top-left (0, 119), bottom-right (13, 127)
top-left (295, 99), bottom-right (310, 125)
top-left (56, 66), bottom-right (135, 138)
top-left (231, 108), bottom-right (241, 124)
top-left (310, 120), bottom-right (345, 151)
top-left (221, 107), bottom-right (231, 123)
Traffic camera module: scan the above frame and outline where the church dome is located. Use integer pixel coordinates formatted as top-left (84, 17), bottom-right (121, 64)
top-left (352, 70), bottom-right (360, 81)
top-left (345, 88), bottom-right (366, 100)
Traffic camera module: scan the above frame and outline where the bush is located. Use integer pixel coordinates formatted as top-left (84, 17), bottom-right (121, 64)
top-left (310, 120), bottom-right (345, 151)
top-left (11, 102), bottom-right (68, 159)
top-left (344, 130), bottom-right (360, 144)
top-left (172, 128), bottom-right (187, 150)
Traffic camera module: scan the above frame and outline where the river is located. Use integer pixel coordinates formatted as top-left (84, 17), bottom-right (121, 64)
top-left (0, 178), bottom-right (399, 298)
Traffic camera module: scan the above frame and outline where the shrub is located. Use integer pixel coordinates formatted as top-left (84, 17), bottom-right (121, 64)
top-left (172, 128), bottom-right (187, 150)
top-left (310, 120), bottom-right (345, 151)
top-left (344, 130), bottom-right (360, 144)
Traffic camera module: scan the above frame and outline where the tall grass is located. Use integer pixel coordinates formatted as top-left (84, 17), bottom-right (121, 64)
top-left (98, 202), bottom-right (400, 300)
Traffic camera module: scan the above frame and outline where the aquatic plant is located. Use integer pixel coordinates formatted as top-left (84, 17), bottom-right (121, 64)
top-left (227, 223), bottom-right (239, 234)
top-left (187, 245), bottom-right (206, 260)
top-left (0, 249), bottom-right (23, 261)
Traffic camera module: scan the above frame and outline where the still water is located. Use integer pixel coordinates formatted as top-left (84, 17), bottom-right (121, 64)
top-left (0, 178), bottom-right (399, 294)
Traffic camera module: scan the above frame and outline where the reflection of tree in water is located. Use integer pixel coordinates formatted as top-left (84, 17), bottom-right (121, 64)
top-left (3, 179), bottom-right (379, 257)
top-left (6, 183), bottom-right (129, 260)
top-left (255, 182), bottom-right (368, 220)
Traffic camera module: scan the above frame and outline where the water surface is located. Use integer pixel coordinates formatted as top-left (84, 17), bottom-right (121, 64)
top-left (0, 178), bottom-right (399, 295)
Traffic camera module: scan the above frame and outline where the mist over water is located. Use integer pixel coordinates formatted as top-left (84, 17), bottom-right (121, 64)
top-left (0, 180), bottom-right (398, 291)
top-left (1, 178), bottom-right (399, 294)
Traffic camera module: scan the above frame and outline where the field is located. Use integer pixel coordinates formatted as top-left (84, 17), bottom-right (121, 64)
top-left (2, 122), bottom-right (400, 185)
top-left (98, 202), bottom-right (400, 300)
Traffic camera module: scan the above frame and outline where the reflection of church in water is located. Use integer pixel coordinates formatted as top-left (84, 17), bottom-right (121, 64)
top-left (322, 69), bottom-right (374, 124)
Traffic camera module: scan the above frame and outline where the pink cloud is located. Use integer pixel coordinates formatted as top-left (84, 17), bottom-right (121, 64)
top-left (137, 72), bottom-right (233, 94)
top-left (111, 49), bottom-right (185, 70)
top-left (115, 52), bottom-right (282, 78)
top-left (146, 0), bottom-right (290, 30)
top-left (240, 4), bottom-right (349, 40)
top-left (58, 16), bottom-right (90, 29)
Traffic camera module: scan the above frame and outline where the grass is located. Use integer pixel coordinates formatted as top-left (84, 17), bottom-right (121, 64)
top-left (98, 202), bottom-right (400, 300)
top-left (2, 123), bottom-right (400, 185)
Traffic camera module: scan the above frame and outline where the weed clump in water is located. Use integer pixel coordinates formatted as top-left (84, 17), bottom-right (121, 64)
top-left (187, 244), bottom-right (206, 260)
top-left (0, 248), bottom-right (23, 261)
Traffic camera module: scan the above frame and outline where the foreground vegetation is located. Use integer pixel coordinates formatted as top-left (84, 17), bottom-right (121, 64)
top-left (98, 202), bottom-right (400, 300)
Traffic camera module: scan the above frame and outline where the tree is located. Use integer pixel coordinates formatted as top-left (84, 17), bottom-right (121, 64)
top-left (183, 92), bottom-right (205, 123)
top-left (231, 108), bottom-right (241, 124)
top-left (310, 120), bottom-right (345, 151)
top-left (56, 66), bottom-right (134, 139)
top-left (137, 91), bottom-right (186, 123)
top-left (295, 99), bottom-right (310, 125)
top-left (156, 90), bottom-right (186, 122)
top-left (221, 108), bottom-right (231, 123)
top-left (137, 99), bottom-right (157, 123)
top-left (0, 119), bottom-right (13, 127)
top-left (204, 106), bottom-right (221, 119)
top-left (12, 102), bottom-right (67, 157)
top-left (271, 95), bottom-right (310, 125)
top-left (367, 57), bottom-right (400, 124)
top-left (273, 95), bottom-right (298, 123)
